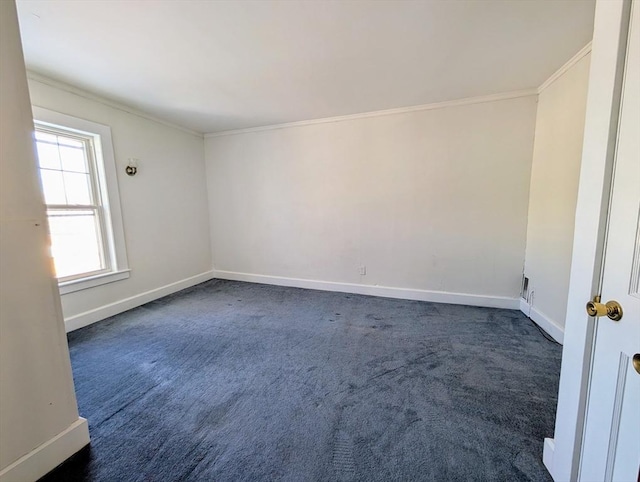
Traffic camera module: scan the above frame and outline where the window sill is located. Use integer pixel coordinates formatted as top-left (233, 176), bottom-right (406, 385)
top-left (58, 269), bottom-right (131, 295)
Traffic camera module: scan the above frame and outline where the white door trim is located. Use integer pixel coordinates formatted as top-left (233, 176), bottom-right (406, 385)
top-left (544, 1), bottom-right (633, 480)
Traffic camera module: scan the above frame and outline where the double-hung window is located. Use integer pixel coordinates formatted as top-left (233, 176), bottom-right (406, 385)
top-left (33, 107), bottom-right (129, 294)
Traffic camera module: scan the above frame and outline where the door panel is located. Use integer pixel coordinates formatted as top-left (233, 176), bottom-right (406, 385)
top-left (579, 1), bottom-right (640, 480)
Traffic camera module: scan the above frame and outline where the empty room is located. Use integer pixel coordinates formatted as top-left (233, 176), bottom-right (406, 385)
top-left (1, 0), bottom-right (639, 481)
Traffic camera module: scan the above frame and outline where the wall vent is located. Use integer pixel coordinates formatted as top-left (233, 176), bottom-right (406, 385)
top-left (521, 276), bottom-right (530, 300)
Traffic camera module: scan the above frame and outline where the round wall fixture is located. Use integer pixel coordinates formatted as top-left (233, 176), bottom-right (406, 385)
top-left (125, 158), bottom-right (139, 176)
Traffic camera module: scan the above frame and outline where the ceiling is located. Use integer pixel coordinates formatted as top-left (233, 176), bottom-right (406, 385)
top-left (16, 0), bottom-right (595, 134)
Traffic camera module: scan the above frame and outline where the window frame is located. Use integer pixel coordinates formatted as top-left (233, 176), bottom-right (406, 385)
top-left (37, 126), bottom-right (109, 281)
top-left (33, 106), bottom-right (130, 294)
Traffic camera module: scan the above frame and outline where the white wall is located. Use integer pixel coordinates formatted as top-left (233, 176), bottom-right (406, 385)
top-left (26, 77), bottom-right (213, 330)
top-left (205, 95), bottom-right (537, 305)
top-left (523, 52), bottom-right (591, 333)
top-left (0, 1), bottom-right (88, 480)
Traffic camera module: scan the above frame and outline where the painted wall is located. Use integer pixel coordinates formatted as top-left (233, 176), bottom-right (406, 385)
top-left (523, 53), bottom-right (591, 329)
top-left (26, 77), bottom-right (213, 328)
top-left (205, 95), bottom-right (537, 304)
top-left (0, 0), bottom-right (87, 478)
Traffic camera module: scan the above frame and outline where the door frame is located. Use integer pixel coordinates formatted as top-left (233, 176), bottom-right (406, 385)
top-left (543, 0), bottom-right (633, 480)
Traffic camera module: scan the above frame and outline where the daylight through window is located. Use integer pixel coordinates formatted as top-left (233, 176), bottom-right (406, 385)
top-left (35, 127), bottom-right (107, 280)
top-left (32, 109), bottom-right (129, 294)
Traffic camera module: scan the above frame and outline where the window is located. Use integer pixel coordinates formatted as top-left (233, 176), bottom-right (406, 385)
top-left (33, 107), bottom-right (129, 294)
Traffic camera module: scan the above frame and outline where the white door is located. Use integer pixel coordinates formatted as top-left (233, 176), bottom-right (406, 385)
top-left (580, 1), bottom-right (640, 481)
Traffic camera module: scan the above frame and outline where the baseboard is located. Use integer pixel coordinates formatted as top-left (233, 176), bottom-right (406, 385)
top-left (543, 438), bottom-right (556, 480)
top-left (519, 299), bottom-right (564, 344)
top-left (0, 418), bottom-right (89, 482)
top-left (212, 270), bottom-right (520, 309)
top-left (64, 271), bottom-right (215, 332)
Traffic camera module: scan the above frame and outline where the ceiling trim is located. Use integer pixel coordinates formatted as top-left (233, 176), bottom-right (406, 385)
top-left (26, 40), bottom-right (590, 140)
top-left (26, 71), bottom-right (204, 137)
top-left (205, 88), bottom-right (538, 138)
top-left (538, 42), bottom-right (593, 93)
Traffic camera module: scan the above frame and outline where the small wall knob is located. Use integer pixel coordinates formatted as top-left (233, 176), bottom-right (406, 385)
top-left (125, 158), bottom-right (139, 176)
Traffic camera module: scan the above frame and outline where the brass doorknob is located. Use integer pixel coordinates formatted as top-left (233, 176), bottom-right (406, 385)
top-left (586, 297), bottom-right (623, 321)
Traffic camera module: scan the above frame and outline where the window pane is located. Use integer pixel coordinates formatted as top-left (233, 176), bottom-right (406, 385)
top-left (59, 145), bottom-right (88, 173)
top-left (48, 210), bottom-right (103, 279)
top-left (57, 137), bottom-right (83, 148)
top-left (36, 141), bottom-right (62, 170)
top-left (39, 169), bottom-right (66, 204)
top-left (35, 131), bottom-right (57, 143)
top-left (63, 172), bottom-right (92, 205)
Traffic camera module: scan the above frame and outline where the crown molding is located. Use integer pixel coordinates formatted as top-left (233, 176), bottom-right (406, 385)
top-left (28, 41), bottom-right (590, 140)
top-left (26, 71), bottom-right (203, 138)
top-left (205, 88), bottom-right (538, 138)
top-left (538, 42), bottom-right (593, 94)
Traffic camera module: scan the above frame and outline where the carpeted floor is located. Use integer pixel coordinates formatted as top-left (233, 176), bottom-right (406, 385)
top-left (41, 279), bottom-right (561, 482)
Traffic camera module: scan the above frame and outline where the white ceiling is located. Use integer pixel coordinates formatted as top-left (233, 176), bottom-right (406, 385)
top-left (16, 0), bottom-right (595, 134)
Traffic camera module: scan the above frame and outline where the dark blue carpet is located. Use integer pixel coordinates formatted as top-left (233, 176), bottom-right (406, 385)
top-left (41, 279), bottom-right (560, 481)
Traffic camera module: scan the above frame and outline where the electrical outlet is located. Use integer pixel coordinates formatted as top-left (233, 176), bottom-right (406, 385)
top-left (359, 266), bottom-right (366, 276)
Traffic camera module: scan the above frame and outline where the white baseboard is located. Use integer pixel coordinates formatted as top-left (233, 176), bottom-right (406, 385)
top-left (64, 271), bottom-right (215, 332)
top-left (543, 437), bottom-right (556, 480)
top-left (0, 418), bottom-right (89, 482)
top-left (520, 299), bottom-right (564, 344)
top-left (212, 270), bottom-right (520, 309)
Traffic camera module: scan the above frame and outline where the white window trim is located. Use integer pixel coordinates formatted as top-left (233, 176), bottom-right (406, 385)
top-left (58, 269), bottom-right (130, 295)
top-left (33, 106), bottom-right (130, 294)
